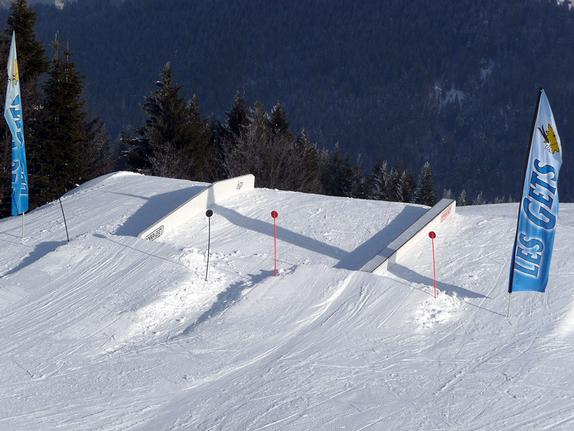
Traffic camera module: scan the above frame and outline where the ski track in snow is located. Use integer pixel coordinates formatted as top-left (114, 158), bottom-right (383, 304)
top-left (0, 173), bottom-right (572, 430)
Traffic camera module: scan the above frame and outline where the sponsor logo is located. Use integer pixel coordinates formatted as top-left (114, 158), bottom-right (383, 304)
top-left (440, 204), bottom-right (453, 222)
top-left (10, 58), bottom-right (18, 85)
top-left (538, 124), bottom-right (560, 154)
top-left (145, 225), bottom-right (164, 241)
top-left (514, 233), bottom-right (544, 278)
top-left (8, 95), bottom-right (24, 146)
top-left (523, 159), bottom-right (557, 231)
top-left (515, 159), bottom-right (558, 279)
top-left (7, 57), bottom-right (19, 87)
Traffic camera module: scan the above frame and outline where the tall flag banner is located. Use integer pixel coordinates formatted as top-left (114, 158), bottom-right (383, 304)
top-left (4, 32), bottom-right (28, 216)
top-left (509, 89), bottom-right (562, 293)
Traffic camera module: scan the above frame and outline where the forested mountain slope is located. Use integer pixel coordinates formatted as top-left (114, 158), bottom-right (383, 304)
top-left (1, 0), bottom-right (573, 200)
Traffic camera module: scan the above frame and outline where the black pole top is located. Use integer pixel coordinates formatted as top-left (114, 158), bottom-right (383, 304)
top-left (206, 209), bottom-right (213, 217)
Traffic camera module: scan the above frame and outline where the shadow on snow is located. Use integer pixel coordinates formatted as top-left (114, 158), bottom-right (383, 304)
top-left (177, 269), bottom-right (275, 337)
top-left (112, 186), bottom-right (206, 236)
top-left (2, 240), bottom-right (67, 276)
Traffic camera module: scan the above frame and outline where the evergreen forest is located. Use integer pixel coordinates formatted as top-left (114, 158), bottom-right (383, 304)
top-left (1, 0), bottom-right (574, 216)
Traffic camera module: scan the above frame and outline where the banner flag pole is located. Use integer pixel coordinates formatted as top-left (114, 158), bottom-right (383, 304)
top-left (4, 32), bottom-right (29, 224)
top-left (508, 89), bottom-right (543, 295)
top-left (508, 88), bottom-right (563, 296)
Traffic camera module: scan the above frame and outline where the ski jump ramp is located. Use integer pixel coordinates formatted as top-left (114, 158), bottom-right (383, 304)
top-left (360, 198), bottom-right (456, 274)
top-left (138, 174), bottom-right (255, 241)
top-left (138, 174), bottom-right (455, 276)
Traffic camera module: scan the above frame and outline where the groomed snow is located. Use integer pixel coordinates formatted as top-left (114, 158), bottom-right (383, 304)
top-left (0, 172), bottom-right (573, 430)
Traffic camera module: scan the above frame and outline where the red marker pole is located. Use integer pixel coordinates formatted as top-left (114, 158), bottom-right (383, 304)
top-left (429, 231), bottom-right (437, 299)
top-left (205, 209), bottom-right (213, 281)
top-left (271, 210), bottom-right (278, 276)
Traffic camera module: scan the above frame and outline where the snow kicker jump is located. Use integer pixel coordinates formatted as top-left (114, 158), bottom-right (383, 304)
top-left (361, 198), bottom-right (456, 274)
top-left (138, 174), bottom-right (255, 241)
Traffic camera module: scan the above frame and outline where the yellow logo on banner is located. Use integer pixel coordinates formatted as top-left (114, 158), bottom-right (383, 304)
top-left (538, 124), bottom-right (560, 154)
top-left (13, 58), bottom-right (18, 83)
top-left (9, 58), bottom-right (19, 85)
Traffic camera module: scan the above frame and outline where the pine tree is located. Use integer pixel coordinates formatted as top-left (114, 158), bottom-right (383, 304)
top-left (84, 118), bottom-right (112, 178)
top-left (349, 155), bottom-right (368, 199)
top-left (137, 62), bottom-right (210, 180)
top-left (117, 127), bottom-right (144, 172)
top-left (205, 120), bottom-right (227, 181)
top-left (223, 99), bottom-right (324, 192)
top-left (414, 161), bottom-right (436, 206)
top-left (227, 92), bottom-right (249, 137)
top-left (32, 39), bottom-right (92, 205)
top-left (214, 92), bottom-right (251, 179)
top-left (398, 170), bottom-right (415, 203)
top-left (319, 145), bottom-right (355, 197)
top-left (224, 100), bottom-right (268, 180)
top-left (292, 130), bottom-right (321, 193)
top-left (457, 189), bottom-right (467, 206)
top-left (140, 62), bottom-right (189, 177)
top-left (269, 103), bottom-right (290, 137)
top-left (473, 192), bottom-right (486, 205)
top-left (186, 95), bottom-right (211, 180)
top-left (210, 93), bottom-right (249, 180)
top-left (385, 167), bottom-right (400, 202)
top-left (369, 160), bottom-right (388, 200)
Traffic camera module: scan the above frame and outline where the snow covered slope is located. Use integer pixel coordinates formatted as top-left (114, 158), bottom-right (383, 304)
top-left (0, 172), bottom-right (573, 430)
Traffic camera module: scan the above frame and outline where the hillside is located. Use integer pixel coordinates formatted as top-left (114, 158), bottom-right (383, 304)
top-left (0, 0), bottom-right (571, 201)
top-left (0, 172), bottom-right (573, 430)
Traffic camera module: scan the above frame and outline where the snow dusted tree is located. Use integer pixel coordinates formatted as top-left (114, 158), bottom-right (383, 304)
top-left (292, 130), bottom-right (321, 193)
top-left (397, 170), bottom-right (415, 203)
top-left (207, 92), bottom-right (250, 180)
top-left (457, 189), bottom-right (467, 206)
top-left (414, 161), bottom-right (436, 206)
top-left (369, 160), bottom-right (388, 200)
top-left (227, 92), bottom-right (249, 137)
top-left (224, 100), bottom-right (267, 180)
top-left (33, 38), bottom-right (103, 205)
top-left (473, 192), bottom-right (486, 205)
top-left (186, 95), bottom-right (211, 180)
top-left (368, 162), bottom-right (416, 203)
top-left (319, 144), bottom-right (355, 197)
top-left (269, 103), bottom-right (290, 137)
top-left (136, 62), bottom-right (210, 180)
top-left (385, 167), bottom-right (400, 201)
top-left (224, 101), bottom-right (323, 192)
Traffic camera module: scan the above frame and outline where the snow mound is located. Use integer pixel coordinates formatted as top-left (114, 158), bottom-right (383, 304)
top-left (416, 290), bottom-right (461, 328)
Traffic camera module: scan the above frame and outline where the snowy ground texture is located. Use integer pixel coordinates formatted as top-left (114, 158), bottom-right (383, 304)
top-left (0, 172), bottom-right (573, 430)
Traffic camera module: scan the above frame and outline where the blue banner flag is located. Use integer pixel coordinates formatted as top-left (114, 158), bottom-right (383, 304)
top-left (509, 89), bottom-right (563, 293)
top-left (4, 32), bottom-right (28, 216)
